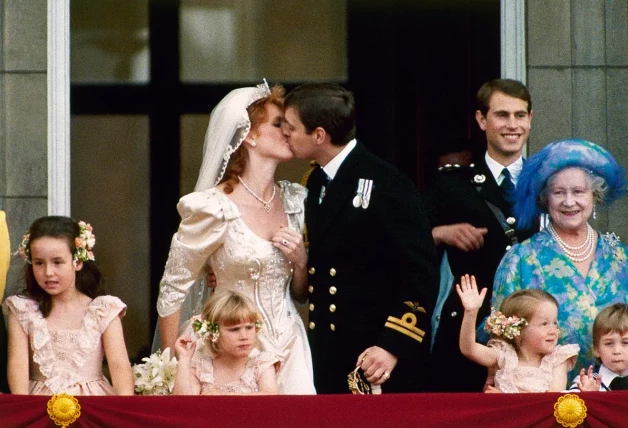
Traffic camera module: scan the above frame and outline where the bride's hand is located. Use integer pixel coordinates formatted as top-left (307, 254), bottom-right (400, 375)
top-left (272, 226), bottom-right (307, 269)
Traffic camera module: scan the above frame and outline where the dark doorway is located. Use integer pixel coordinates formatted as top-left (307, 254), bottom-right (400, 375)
top-left (347, 0), bottom-right (500, 189)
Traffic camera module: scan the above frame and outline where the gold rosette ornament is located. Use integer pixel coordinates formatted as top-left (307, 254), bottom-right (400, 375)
top-left (554, 393), bottom-right (587, 428)
top-left (47, 394), bottom-right (81, 427)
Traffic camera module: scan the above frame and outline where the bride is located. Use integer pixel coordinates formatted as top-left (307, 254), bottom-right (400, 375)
top-left (155, 81), bottom-right (315, 394)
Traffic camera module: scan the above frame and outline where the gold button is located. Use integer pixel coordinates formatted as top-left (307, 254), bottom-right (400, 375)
top-left (309, 303), bottom-right (315, 312)
top-left (330, 324), bottom-right (336, 331)
top-left (308, 267), bottom-right (316, 275)
top-left (329, 286), bottom-right (337, 295)
top-left (329, 304), bottom-right (336, 312)
top-left (309, 322), bottom-right (315, 330)
top-left (329, 268), bottom-right (337, 277)
top-left (308, 285), bottom-right (314, 293)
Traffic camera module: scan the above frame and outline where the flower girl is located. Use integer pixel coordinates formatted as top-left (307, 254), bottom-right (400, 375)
top-left (173, 290), bottom-right (279, 394)
top-left (456, 275), bottom-right (579, 392)
top-left (4, 216), bottom-right (134, 395)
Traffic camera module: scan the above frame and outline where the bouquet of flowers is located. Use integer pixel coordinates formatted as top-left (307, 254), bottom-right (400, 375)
top-left (132, 347), bottom-right (178, 395)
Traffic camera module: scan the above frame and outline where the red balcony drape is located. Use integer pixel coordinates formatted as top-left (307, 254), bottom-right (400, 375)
top-left (0, 392), bottom-right (624, 428)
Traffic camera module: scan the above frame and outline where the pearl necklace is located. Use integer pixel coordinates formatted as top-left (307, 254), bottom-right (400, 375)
top-left (237, 176), bottom-right (276, 212)
top-left (547, 222), bottom-right (595, 262)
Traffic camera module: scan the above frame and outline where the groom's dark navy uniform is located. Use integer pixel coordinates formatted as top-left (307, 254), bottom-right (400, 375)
top-left (305, 141), bottom-right (438, 394)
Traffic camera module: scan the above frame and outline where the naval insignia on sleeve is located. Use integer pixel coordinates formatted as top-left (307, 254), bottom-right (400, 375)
top-left (385, 313), bottom-right (425, 343)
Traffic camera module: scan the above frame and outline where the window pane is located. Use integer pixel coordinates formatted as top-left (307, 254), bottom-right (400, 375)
top-left (71, 115), bottom-right (150, 360)
top-left (71, 0), bottom-right (150, 83)
top-left (180, 0), bottom-right (347, 83)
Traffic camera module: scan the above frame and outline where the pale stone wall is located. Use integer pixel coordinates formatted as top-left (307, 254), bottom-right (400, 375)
top-left (1, 0), bottom-right (48, 298)
top-left (527, 0), bottom-right (628, 238)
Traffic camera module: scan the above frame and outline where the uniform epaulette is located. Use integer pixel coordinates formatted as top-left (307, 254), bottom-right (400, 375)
top-left (301, 160), bottom-right (319, 186)
top-left (437, 163), bottom-right (476, 173)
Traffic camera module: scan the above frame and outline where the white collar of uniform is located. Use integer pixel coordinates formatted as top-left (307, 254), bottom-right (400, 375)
top-left (485, 152), bottom-right (524, 186)
top-left (322, 139), bottom-right (357, 180)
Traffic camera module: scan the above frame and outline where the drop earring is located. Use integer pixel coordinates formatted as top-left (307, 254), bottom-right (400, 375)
top-left (250, 139), bottom-right (257, 147)
top-left (592, 204), bottom-right (597, 220)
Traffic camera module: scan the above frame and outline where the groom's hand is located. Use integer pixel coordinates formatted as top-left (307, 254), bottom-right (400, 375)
top-left (357, 346), bottom-right (398, 386)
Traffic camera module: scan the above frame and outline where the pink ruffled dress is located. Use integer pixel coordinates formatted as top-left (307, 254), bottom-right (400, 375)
top-left (489, 339), bottom-right (579, 393)
top-left (4, 295), bottom-right (126, 395)
top-left (190, 346), bottom-right (279, 394)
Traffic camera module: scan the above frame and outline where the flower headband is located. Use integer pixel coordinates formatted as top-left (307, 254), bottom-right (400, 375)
top-left (192, 316), bottom-right (263, 343)
top-left (17, 220), bottom-right (96, 264)
top-left (484, 309), bottom-right (528, 340)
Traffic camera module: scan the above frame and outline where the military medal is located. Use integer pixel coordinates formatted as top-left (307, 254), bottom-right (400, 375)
top-left (362, 179), bottom-right (373, 209)
top-left (353, 179), bottom-right (365, 207)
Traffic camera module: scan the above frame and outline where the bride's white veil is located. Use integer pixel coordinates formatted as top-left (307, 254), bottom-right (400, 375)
top-left (152, 81), bottom-right (272, 353)
top-left (194, 81), bottom-right (272, 191)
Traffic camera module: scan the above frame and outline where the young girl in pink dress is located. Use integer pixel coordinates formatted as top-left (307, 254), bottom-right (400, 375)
top-left (4, 216), bottom-right (134, 395)
top-left (173, 290), bottom-right (279, 395)
top-left (456, 275), bottom-right (579, 392)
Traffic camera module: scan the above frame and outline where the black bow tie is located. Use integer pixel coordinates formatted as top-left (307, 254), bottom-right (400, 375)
top-left (609, 375), bottom-right (628, 390)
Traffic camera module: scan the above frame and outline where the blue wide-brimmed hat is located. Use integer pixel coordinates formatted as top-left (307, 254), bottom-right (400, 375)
top-left (514, 139), bottom-right (627, 229)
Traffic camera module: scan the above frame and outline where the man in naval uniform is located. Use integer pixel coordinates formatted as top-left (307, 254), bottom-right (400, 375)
top-left (425, 79), bottom-right (538, 392)
top-left (283, 83), bottom-right (438, 394)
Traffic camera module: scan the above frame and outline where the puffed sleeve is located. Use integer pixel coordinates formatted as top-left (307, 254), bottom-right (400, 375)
top-left (157, 189), bottom-right (232, 317)
top-left (3, 295), bottom-right (38, 335)
top-left (278, 181), bottom-right (307, 233)
top-left (550, 344), bottom-right (579, 371)
top-left (90, 295), bottom-right (127, 333)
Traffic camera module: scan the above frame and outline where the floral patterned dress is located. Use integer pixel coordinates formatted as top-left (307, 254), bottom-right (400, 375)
top-left (3, 295), bottom-right (126, 395)
top-left (490, 340), bottom-right (578, 392)
top-left (190, 346), bottom-right (279, 394)
top-left (492, 229), bottom-right (628, 377)
top-left (157, 181), bottom-right (315, 394)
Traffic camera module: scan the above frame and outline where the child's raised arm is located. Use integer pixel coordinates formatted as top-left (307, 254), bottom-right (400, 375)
top-left (7, 311), bottom-right (30, 394)
top-left (173, 336), bottom-right (201, 395)
top-left (456, 275), bottom-right (498, 368)
top-left (102, 316), bottom-right (135, 395)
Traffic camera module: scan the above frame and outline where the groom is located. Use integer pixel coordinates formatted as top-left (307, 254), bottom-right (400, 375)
top-left (283, 83), bottom-right (438, 393)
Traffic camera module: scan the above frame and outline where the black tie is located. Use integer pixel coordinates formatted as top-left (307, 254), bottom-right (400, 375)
top-left (609, 375), bottom-right (628, 390)
top-left (500, 168), bottom-right (515, 199)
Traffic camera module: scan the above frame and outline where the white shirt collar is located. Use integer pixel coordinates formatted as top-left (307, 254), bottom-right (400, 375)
top-left (322, 139), bottom-right (357, 180)
top-left (484, 152), bottom-right (524, 186)
top-left (599, 363), bottom-right (622, 388)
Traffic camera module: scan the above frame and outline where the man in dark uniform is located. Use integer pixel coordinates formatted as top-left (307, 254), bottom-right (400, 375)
top-left (283, 83), bottom-right (438, 394)
top-left (425, 79), bottom-right (538, 392)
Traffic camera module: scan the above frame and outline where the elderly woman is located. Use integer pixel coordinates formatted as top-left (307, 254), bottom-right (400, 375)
top-left (491, 139), bottom-right (628, 377)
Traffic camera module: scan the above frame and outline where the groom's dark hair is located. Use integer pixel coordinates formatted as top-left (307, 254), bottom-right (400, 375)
top-left (285, 83), bottom-right (356, 146)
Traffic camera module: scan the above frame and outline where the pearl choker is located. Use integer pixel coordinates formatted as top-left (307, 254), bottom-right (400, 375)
top-left (547, 222), bottom-right (595, 263)
top-left (237, 176), bottom-right (276, 212)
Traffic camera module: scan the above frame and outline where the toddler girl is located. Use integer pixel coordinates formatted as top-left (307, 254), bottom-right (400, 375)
top-left (4, 216), bottom-right (134, 395)
top-left (173, 290), bottom-right (279, 394)
top-left (457, 275), bottom-right (578, 392)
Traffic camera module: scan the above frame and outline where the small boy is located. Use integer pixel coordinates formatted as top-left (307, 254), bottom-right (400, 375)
top-left (571, 303), bottom-right (628, 391)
